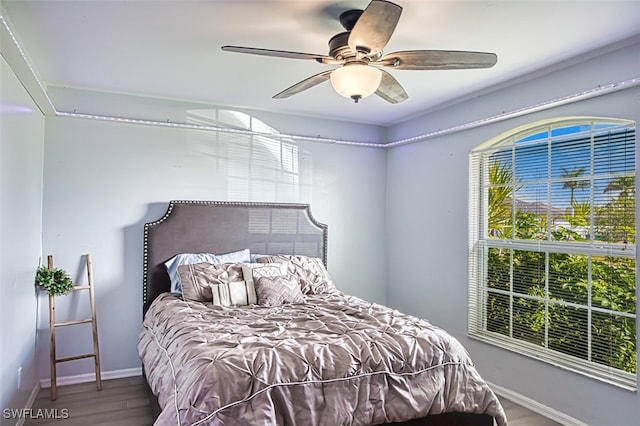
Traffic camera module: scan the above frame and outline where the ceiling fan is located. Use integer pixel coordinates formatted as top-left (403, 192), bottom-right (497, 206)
top-left (222, 0), bottom-right (497, 104)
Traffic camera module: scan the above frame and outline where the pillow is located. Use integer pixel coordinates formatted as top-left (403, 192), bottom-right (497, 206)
top-left (241, 262), bottom-right (289, 289)
top-left (255, 275), bottom-right (306, 307)
top-left (256, 255), bottom-right (336, 294)
top-left (165, 249), bottom-right (251, 293)
top-left (177, 262), bottom-right (256, 305)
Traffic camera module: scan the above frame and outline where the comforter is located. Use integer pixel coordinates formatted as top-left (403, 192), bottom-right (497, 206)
top-left (138, 292), bottom-right (508, 426)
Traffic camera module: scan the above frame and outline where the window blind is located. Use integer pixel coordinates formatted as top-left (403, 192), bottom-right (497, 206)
top-left (468, 118), bottom-right (637, 389)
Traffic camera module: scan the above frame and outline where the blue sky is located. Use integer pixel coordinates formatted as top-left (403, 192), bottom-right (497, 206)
top-left (489, 123), bottom-right (635, 209)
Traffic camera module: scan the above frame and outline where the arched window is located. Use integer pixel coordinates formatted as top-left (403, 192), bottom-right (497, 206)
top-left (468, 117), bottom-right (636, 389)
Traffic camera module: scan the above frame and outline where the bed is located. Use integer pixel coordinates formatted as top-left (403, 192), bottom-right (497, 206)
top-left (138, 200), bottom-right (507, 426)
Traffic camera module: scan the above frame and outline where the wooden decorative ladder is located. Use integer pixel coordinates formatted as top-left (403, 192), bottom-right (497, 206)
top-left (48, 254), bottom-right (102, 401)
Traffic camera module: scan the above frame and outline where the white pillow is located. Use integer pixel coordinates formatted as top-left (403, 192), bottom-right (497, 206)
top-left (165, 249), bottom-right (251, 293)
top-left (227, 280), bottom-right (258, 306)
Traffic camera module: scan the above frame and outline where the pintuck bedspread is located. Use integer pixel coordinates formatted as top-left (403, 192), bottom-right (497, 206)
top-left (138, 292), bottom-right (508, 426)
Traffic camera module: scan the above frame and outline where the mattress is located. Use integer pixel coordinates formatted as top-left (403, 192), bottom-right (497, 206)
top-left (138, 292), bottom-right (507, 426)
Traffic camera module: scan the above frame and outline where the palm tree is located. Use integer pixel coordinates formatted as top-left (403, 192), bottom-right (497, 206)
top-left (561, 167), bottom-right (589, 214)
top-left (488, 161), bottom-right (518, 237)
top-left (598, 175), bottom-right (636, 243)
top-left (604, 176), bottom-right (635, 198)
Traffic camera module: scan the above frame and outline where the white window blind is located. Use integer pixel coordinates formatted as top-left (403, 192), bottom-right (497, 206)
top-left (468, 118), bottom-right (637, 389)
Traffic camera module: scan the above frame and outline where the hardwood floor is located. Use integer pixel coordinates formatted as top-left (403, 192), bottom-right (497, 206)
top-left (24, 376), bottom-right (561, 426)
top-left (24, 376), bottom-right (153, 426)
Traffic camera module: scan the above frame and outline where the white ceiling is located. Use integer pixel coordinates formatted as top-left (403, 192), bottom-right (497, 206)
top-left (3, 0), bottom-right (640, 126)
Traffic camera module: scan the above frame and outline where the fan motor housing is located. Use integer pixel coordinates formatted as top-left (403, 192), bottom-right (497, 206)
top-left (339, 9), bottom-right (363, 31)
top-left (328, 32), bottom-right (353, 59)
top-left (329, 9), bottom-right (368, 60)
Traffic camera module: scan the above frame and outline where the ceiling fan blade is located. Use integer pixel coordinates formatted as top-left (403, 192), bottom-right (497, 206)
top-left (375, 69), bottom-right (408, 104)
top-left (222, 46), bottom-right (338, 64)
top-left (348, 0), bottom-right (402, 57)
top-left (376, 50), bottom-right (498, 70)
top-left (273, 70), bottom-right (333, 99)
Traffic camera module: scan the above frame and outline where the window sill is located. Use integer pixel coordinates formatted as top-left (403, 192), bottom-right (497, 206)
top-left (468, 330), bottom-right (637, 392)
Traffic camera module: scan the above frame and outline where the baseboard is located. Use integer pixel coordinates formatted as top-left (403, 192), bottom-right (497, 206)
top-left (17, 381), bottom-right (41, 426)
top-left (39, 367), bottom-right (142, 388)
top-left (488, 381), bottom-right (588, 426)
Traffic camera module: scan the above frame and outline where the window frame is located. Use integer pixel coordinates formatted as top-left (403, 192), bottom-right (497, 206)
top-left (468, 117), bottom-right (637, 390)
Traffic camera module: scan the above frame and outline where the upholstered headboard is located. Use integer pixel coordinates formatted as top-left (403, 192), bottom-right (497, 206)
top-left (142, 201), bottom-right (327, 314)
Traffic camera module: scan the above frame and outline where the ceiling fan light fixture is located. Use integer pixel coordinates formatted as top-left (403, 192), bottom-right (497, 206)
top-left (330, 64), bottom-right (382, 103)
top-left (223, 0), bottom-right (497, 104)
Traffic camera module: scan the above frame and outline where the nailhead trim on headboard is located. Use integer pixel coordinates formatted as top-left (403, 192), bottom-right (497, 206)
top-left (142, 201), bottom-right (328, 314)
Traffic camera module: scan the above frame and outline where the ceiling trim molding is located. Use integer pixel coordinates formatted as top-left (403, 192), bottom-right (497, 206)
top-left (0, 11), bottom-right (56, 115)
top-left (34, 76), bottom-right (640, 149)
top-left (3, 11), bottom-right (638, 150)
top-left (385, 76), bottom-right (640, 148)
top-left (1, 11), bottom-right (381, 147)
top-left (54, 111), bottom-right (385, 148)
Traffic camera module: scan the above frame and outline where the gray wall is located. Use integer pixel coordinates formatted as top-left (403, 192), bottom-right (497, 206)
top-left (36, 97), bottom-right (389, 380)
top-left (385, 41), bottom-right (640, 426)
top-left (0, 56), bottom-right (44, 424)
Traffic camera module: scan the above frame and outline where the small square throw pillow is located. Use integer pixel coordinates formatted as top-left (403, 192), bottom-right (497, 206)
top-left (255, 275), bottom-right (306, 307)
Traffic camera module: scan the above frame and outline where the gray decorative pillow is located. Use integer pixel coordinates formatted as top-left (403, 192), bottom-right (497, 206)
top-left (256, 255), bottom-right (336, 294)
top-left (164, 249), bottom-right (251, 294)
top-left (255, 275), bottom-right (306, 307)
top-left (177, 262), bottom-right (256, 305)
